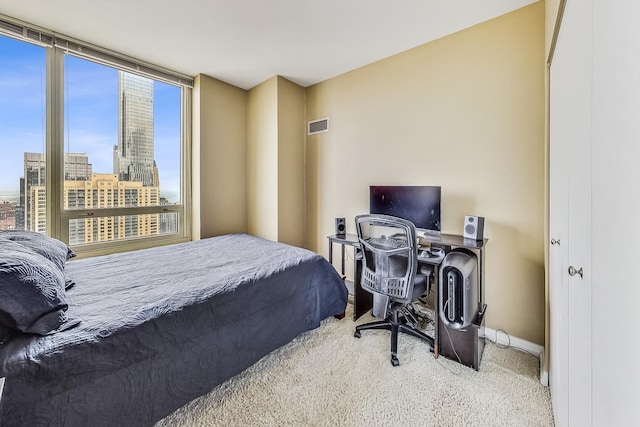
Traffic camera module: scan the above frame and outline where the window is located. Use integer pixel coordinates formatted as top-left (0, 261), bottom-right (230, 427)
top-left (62, 55), bottom-right (186, 248)
top-left (0, 18), bottom-right (192, 254)
top-left (0, 36), bottom-right (47, 232)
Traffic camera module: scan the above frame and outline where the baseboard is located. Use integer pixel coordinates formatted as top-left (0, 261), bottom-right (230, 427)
top-left (482, 327), bottom-right (547, 385)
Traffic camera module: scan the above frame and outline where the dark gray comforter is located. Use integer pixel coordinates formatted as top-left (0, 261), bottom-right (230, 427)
top-left (0, 233), bottom-right (348, 426)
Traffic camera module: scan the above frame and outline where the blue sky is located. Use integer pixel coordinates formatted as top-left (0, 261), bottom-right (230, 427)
top-left (0, 35), bottom-right (181, 202)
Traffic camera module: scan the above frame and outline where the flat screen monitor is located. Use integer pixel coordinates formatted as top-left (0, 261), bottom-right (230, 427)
top-left (369, 185), bottom-right (441, 234)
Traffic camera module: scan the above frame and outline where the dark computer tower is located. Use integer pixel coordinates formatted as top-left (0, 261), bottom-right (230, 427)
top-left (438, 248), bottom-right (486, 370)
top-left (439, 249), bottom-right (478, 329)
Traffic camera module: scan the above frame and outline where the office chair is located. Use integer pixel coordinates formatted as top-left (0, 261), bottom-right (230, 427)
top-left (354, 214), bottom-right (434, 366)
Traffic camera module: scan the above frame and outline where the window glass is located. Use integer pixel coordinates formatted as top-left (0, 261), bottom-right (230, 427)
top-left (68, 212), bottom-right (179, 245)
top-left (63, 55), bottom-right (181, 244)
top-left (0, 31), bottom-right (188, 249)
top-left (0, 35), bottom-right (47, 231)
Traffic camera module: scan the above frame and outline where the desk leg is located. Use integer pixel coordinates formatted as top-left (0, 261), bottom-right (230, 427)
top-left (329, 241), bottom-right (333, 265)
top-left (479, 249), bottom-right (485, 306)
top-left (353, 249), bottom-right (372, 320)
top-left (341, 245), bottom-right (346, 277)
top-left (432, 265), bottom-right (440, 358)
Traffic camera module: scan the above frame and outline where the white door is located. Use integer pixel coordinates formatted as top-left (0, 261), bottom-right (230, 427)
top-left (590, 1), bottom-right (640, 423)
top-left (549, 0), bottom-right (593, 425)
top-left (548, 56), bottom-right (569, 426)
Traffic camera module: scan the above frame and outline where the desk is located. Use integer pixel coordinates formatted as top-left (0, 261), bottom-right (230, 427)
top-left (342, 232), bottom-right (488, 362)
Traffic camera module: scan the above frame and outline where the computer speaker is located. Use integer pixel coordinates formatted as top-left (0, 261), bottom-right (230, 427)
top-left (463, 215), bottom-right (485, 240)
top-left (335, 217), bottom-right (346, 236)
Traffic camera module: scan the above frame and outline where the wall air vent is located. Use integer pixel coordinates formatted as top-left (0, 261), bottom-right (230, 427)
top-left (308, 118), bottom-right (329, 135)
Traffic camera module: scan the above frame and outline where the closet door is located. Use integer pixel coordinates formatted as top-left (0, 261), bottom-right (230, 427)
top-left (549, 0), bottom-right (593, 425)
top-left (548, 56), bottom-right (569, 426)
top-left (591, 1), bottom-right (640, 424)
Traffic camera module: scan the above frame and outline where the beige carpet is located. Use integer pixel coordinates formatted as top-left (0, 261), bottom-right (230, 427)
top-left (157, 303), bottom-right (554, 426)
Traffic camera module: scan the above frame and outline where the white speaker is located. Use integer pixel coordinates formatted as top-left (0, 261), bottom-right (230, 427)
top-left (463, 216), bottom-right (485, 240)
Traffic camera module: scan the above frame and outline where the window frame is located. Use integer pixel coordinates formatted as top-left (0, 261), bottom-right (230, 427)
top-left (1, 15), bottom-right (192, 256)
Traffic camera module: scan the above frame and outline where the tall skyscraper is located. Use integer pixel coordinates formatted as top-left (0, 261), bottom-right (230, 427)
top-left (114, 72), bottom-right (157, 187)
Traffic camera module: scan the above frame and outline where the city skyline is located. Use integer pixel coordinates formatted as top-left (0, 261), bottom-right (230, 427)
top-left (0, 34), bottom-right (181, 203)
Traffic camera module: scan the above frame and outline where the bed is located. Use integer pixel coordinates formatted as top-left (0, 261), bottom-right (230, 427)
top-left (0, 233), bottom-right (348, 426)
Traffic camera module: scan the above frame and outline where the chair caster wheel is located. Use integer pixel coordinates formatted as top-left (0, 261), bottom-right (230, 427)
top-left (391, 356), bottom-right (400, 366)
top-left (354, 330), bottom-right (361, 338)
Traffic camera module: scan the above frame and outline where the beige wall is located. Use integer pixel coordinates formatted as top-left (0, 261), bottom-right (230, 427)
top-left (193, 74), bottom-right (248, 238)
top-left (247, 76), bottom-right (307, 246)
top-left (545, 0), bottom-right (563, 60)
top-left (306, 3), bottom-right (545, 344)
top-left (194, 3), bottom-right (546, 343)
top-left (277, 77), bottom-right (307, 247)
top-left (247, 77), bottom-right (279, 241)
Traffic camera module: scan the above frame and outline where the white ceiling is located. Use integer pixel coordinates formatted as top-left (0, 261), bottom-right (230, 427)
top-left (0, 0), bottom-right (538, 90)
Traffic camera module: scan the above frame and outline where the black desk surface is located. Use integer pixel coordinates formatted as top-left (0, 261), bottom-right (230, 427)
top-left (328, 232), bottom-right (488, 250)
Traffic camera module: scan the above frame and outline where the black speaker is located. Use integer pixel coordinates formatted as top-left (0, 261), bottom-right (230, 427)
top-left (335, 217), bottom-right (346, 236)
top-left (463, 216), bottom-right (485, 240)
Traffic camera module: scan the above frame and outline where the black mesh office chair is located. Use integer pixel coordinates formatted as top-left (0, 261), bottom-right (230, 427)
top-left (354, 214), bottom-right (434, 366)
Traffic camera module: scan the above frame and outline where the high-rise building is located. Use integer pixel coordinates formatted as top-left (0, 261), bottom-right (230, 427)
top-left (28, 173), bottom-right (163, 244)
top-left (29, 184), bottom-right (46, 233)
top-left (19, 152), bottom-right (92, 231)
top-left (64, 174), bottom-right (160, 244)
top-left (0, 200), bottom-right (16, 230)
top-left (20, 152), bottom-right (45, 231)
top-left (159, 196), bottom-right (178, 234)
top-left (64, 153), bottom-right (94, 181)
top-left (114, 72), bottom-right (156, 187)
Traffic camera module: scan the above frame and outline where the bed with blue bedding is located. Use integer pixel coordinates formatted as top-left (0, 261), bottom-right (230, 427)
top-left (0, 233), bottom-right (348, 426)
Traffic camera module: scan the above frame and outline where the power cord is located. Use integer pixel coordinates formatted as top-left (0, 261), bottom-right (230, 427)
top-left (408, 300), bottom-right (435, 336)
top-left (435, 299), bottom-right (463, 375)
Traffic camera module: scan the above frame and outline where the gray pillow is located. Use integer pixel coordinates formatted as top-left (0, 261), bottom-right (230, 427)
top-left (0, 238), bottom-right (71, 335)
top-left (0, 311), bottom-right (16, 344)
top-left (0, 326), bottom-right (12, 345)
top-left (0, 230), bottom-right (76, 272)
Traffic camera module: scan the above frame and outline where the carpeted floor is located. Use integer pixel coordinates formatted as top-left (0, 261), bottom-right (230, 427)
top-left (157, 303), bottom-right (554, 426)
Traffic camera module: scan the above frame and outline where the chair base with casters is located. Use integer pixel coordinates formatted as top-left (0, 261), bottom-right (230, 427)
top-left (354, 274), bottom-right (434, 366)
